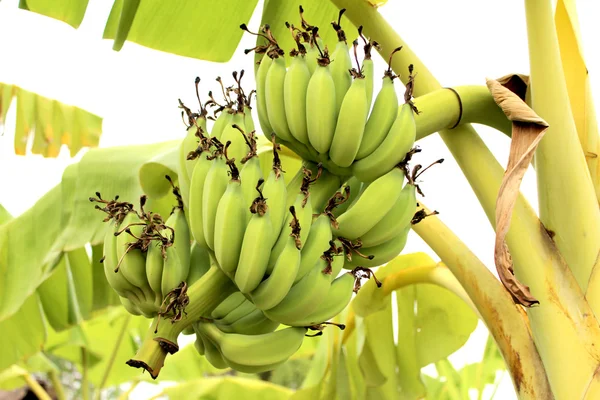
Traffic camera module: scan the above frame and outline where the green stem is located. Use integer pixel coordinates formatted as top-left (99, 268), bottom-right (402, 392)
top-left (127, 266), bottom-right (236, 378)
top-left (94, 314), bottom-right (131, 400)
top-left (414, 86), bottom-right (512, 140)
top-left (81, 347), bottom-right (90, 400)
top-left (23, 373), bottom-right (52, 400)
top-left (49, 370), bottom-right (66, 400)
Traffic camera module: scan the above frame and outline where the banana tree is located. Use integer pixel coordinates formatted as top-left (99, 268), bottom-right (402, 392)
top-left (2, 0), bottom-right (599, 399)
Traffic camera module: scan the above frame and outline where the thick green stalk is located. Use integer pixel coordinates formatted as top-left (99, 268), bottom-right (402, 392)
top-left (525, 0), bottom-right (600, 291)
top-left (414, 86), bottom-right (512, 140)
top-left (127, 266), bottom-right (236, 378)
top-left (331, 0), bottom-right (600, 398)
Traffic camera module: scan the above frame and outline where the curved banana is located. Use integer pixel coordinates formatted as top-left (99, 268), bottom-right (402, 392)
top-left (290, 272), bottom-right (355, 327)
top-left (344, 224), bottom-right (411, 269)
top-left (243, 103), bottom-right (255, 135)
top-left (216, 308), bottom-right (279, 336)
top-left (330, 11), bottom-right (352, 114)
top-left (211, 291), bottom-right (247, 320)
top-left (306, 47), bottom-right (337, 154)
top-left (329, 240), bottom-right (346, 277)
top-left (239, 131), bottom-right (264, 222)
top-left (219, 112), bottom-right (247, 165)
top-left (255, 52), bottom-right (274, 139)
top-left (210, 108), bottom-right (233, 140)
top-left (202, 146), bottom-right (229, 250)
top-left (145, 240), bottom-right (164, 302)
top-left (296, 214), bottom-right (332, 282)
top-left (264, 257), bottom-right (333, 325)
top-left (265, 53), bottom-right (292, 141)
top-left (213, 153), bottom-right (246, 276)
top-left (359, 29), bottom-right (376, 110)
top-left (205, 323), bottom-right (307, 367)
top-left (332, 176), bottom-right (363, 218)
top-left (284, 52), bottom-right (311, 145)
top-left (186, 242), bottom-right (211, 286)
top-left (235, 181), bottom-right (273, 293)
top-left (215, 299), bottom-right (256, 326)
top-left (194, 324), bottom-right (229, 369)
top-left (262, 139), bottom-right (287, 241)
top-left (193, 334), bottom-right (205, 356)
top-left (360, 183), bottom-right (416, 247)
top-left (329, 62), bottom-right (369, 168)
top-left (188, 145), bottom-right (213, 248)
top-left (178, 125), bottom-right (198, 206)
top-left (252, 210), bottom-right (301, 310)
top-left (102, 223), bottom-right (145, 303)
top-left (352, 102), bottom-right (416, 182)
top-left (120, 296), bottom-right (142, 316)
top-left (161, 207), bottom-right (191, 296)
top-left (334, 167), bottom-right (404, 239)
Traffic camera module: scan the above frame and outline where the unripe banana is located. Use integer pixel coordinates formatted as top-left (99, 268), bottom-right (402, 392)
top-left (188, 148), bottom-right (213, 248)
top-left (306, 56), bottom-right (337, 154)
top-left (161, 207), bottom-right (191, 296)
top-left (211, 292), bottom-right (247, 320)
top-left (213, 156), bottom-right (246, 276)
top-left (210, 108), bottom-right (233, 140)
top-left (193, 334), bottom-right (205, 356)
top-left (120, 295), bottom-right (142, 316)
top-left (332, 176), bottom-right (363, 218)
top-left (360, 183), bottom-right (416, 247)
top-left (265, 54), bottom-right (293, 141)
top-left (186, 242), bottom-right (211, 286)
top-left (115, 212), bottom-right (154, 303)
top-left (284, 54), bottom-right (311, 145)
top-left (216, 308), bottom-right (279, 335)
top-left (262, 145), bottom-right (287, 241)
top-left (235, 181), bottom-right (273, 293)
top-left (202, 149), bottom-right (228, 250)
top-left (329, 71), bottom-right (369, 168)
top-left (296, 214), bottom-right (332, 282)
top-left (239, 132), bottom-right (264, 223)
top-left (334, 167), bottom-right (404, 239)
top-left (178, 125), bottom-right (198, 205)
top-left (145, 240), bottom-right (165, 301)
top-left (291, 272), bottom-right (355, 326)
top-left (219, 113), bottom-right (247, 165)
top-left (305, 34), bottom-right (325, 75)
top-left (344, 224), bottom-right (411, 269)
top-left (352, 102), bottom-right (416, 182)
top-left (255, 53), bottom-right (274, 139)
top-left (194, 324), bottom-right (229, 369)
top-left (264, 257), bottom-right (333, 325)
top-left (356, 75), bottom-right (398, 160)
top-left (205, 323), bottom-right (307, 367)
top-left (252, 211), bottom-right (301, 310)
top-left (216, 299), bottom-right (255, 326)
top-left (330, 10), bottom-right (353, 114)
top-left (102, 223), bottom-right (145, 303)
top-left (243, 104), bottom-right (255, 135)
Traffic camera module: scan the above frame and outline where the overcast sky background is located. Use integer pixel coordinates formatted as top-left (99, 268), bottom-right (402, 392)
top-left (1, 0), bottom-right (599, 398)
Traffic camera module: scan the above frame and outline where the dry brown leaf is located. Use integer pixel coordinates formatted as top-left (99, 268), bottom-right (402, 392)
top-left (496, 74), bottom-right (530, 102)
top-left (487, 78), bottom-right (549, 307)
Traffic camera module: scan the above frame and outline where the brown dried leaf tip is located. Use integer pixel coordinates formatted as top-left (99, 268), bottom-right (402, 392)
top-left (288, 206), bottom-right (302, 250)
top-left (323, 185), bottom-right (350, 229)
top-left (305, 321), bottom-right (346, 337)
top-left (249, 178), bottom-right (268, 216)
top-left (338, 237), bottom-right (374, 263)
top-left (351, 266), bottom-right (381, 292)
top-left (156, 281), bottom-right (190, 333)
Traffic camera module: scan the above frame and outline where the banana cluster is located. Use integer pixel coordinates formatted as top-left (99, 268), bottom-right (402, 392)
top-left (91, 187), bottom-right (211, 320)
top-left (245, 8), bottom-right (417, 182)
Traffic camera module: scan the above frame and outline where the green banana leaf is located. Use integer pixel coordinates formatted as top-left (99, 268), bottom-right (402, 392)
top-left (161, 376), bottom-right (293, 400)
top-left (0, 204), bottom-right (12, 225)
top-left (0, 83), bottom-right (102, 157)
top-left (15, 0), bottom-right (351, 62)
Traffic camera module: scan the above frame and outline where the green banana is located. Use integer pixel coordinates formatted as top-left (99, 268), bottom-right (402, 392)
top-left (252, 207), bottom-right (302, 310)
top-left (210, 108), bottom-right (233, 140)
top-left (243, 103), bottom-right (255, 135)
top-left (334, 167), bottom-right (404, 239)
top-left (145, 239), bottom-right (165, 302)
top-left (161, 207), bottom-right (191, 296)
top-left (352, 102), bottom-right (416, 182)
top-left (219, 112), bottom-right (247, 164)
top-left (264, 257), bottom-right (333, 325)
top-left (355, 47), bottom-right (401, 160)
top-left (238, 130), bottom-right (264, 222)
top-left (120, 296), bottom-right (142, 316)
top-left (255, 51), bottom-right (274, 139)
top-left (215, 299), bottom-right (256, 326)
top-left (193, 334), bottom-right (205, 356)
top-left (235, 180), bottom-right (273, 293)
top-left (360, 183), bottom-right (416, 247)
top-left (265, 52), bottom-right (293, 141)
top-left (262, 138), bottom-right (287, 241)
top-left (306, 38), bottom-right (337, 154)
top-left (284, 39), bottom-right (311, 145)
top-left (329, 240), bottom-right (346, 277)
top-left (287, 163), bottom-right (343, 214)
top-left (115, 212), bottom-right (154, 303)
top-left (330, 10), bottom-right (352, 114)
top-left (178, 125), bottom-right (198, 206)
top-left (211, 291), bottom-right (247, 320)
top-left (202, 144), bottom-right (228, 250)
top-left (186, 242), bottom-right (211, 286)
top-left (329, 50), bottom-right (369, 168)
top-left (359, 28), bottom-right (376, 110)
top-left (291, 272), bottom-right (355, 326)
top-left (216, 308), bottom-right (279, 336)
top-left (102, 223), bottom-right (145, 303)
top-left (332, 176), bottom-right (363, 218)
top-left (203, 323), bottom-right (307, 367)
top-left (194, 324), bottom-right (229, 369)
top-left (188, 142), bottom-right (213, 248)
top-left (296, 214), bottom-right (332, 282)
top-left (344, 224), bottom-right (411, 269)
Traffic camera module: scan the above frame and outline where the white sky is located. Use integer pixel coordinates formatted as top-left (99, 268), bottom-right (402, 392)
top-left (1, 0), bottom-right (599, 398)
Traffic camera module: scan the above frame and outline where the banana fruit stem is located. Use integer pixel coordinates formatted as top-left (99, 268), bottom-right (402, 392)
top-left (127, 266), bottom-right (236, 378)
top-left (414, 86), bottom-right (512, 140)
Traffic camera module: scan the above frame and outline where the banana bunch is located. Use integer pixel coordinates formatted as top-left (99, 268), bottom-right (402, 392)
top-left (244, 7), bottom-right (418, 182)
top-left (91, 181), bottom-right (210, 320)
